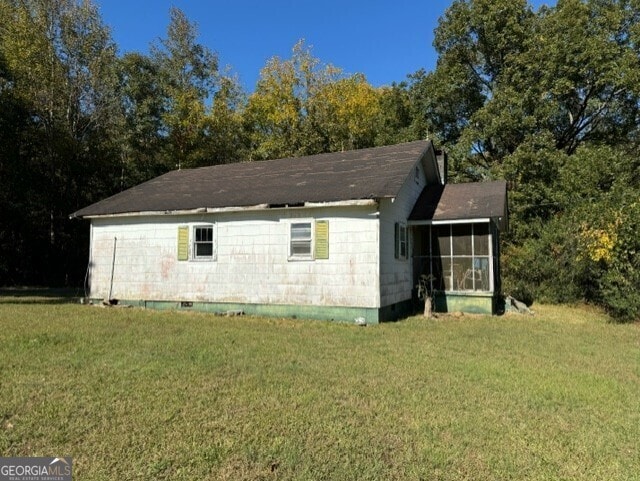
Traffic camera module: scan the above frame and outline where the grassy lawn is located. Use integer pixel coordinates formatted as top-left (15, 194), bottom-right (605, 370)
top-left (0, 296), bottom-right (638, 480)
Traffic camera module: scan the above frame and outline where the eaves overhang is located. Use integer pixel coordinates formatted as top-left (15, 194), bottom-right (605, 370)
top-left (73, 198), bottom-right (379, 220)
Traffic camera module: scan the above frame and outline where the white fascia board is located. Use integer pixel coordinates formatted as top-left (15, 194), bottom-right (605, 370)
top-left (80, 205), bottom-right (267, 219)
top-left (80, 199), bottom-right (378, 219)
top-left (302, 199), bottom-right (378, 209)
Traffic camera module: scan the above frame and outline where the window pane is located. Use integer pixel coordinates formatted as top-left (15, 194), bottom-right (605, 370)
top-left (474, 257), bottom-right (490, 291)
top-left (453, 257), bottom-right (473, 290)
top-left (399, 225), bottom-right (407, 258)
top-left (291, 240), bottom-right (311, 256)
top-left (196, 242), bottom-right (213, 257)
top-left (429, 256), bottom-right (446, 291)
top-left (441, 257), bottom-right (453, 291)
top-left (452, 224), bottom-right (472, 255)
top-left (196, 227), bottom-right (212, 242)
top-left (291, 223), bottom-right (311, 239)
top-left (474, 223), bottom-right (489, 256)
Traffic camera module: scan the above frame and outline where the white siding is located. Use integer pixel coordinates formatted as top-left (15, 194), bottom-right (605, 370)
top-left (379, 160), bottom-right (428, 307)
top-left (88, 204), bottom-right (381, 309)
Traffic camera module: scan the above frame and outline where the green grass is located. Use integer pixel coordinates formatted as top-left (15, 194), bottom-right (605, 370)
top-left (0, 296), bottom-right (638, 480)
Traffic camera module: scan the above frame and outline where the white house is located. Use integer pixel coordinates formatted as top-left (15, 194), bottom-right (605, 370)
top-left (71, 141), bottom-right (507, 323)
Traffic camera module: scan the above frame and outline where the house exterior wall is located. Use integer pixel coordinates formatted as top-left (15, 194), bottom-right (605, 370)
top-left (88, 204), bottom-right (382, 321)
top-left (379, 160), bottom-right (428, 310)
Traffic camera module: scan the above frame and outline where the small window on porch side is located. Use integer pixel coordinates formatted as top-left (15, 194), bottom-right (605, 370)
top-left (395, 222), bottom-right (408, 260)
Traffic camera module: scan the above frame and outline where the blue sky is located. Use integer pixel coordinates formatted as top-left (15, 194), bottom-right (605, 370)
top-left (98, 0), bottom-right (553, 92)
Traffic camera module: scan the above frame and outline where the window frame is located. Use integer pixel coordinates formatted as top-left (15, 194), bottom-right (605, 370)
top-left (192, 224), bottom-right (216, 261)
top-left (395, 222), bottom-right (408, 260)
top-left (288, 220), bottom-right (314, 261)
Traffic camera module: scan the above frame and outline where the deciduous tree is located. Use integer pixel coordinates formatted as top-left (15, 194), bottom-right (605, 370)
top-left (0, 0), bottom-right (121, 284)
top-left (151, 7), bottom-right (219, 169)
top-left (245, 40), bottom-right (384, 159)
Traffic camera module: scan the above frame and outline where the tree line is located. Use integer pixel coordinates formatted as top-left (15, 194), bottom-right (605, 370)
top-left (1, 0), bottom-right (639, 319)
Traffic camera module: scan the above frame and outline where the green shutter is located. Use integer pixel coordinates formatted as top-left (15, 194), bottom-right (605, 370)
top-left (315, 220), bottom-right (329, 259)
top-left (177, 226), bottom-right (189, 261)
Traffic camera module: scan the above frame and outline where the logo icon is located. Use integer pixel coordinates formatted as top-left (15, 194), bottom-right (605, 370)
top-left (0, 457), bottom-right (72, 481)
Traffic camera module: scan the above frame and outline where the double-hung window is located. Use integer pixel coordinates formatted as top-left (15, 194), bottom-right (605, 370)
top-left (193, 225), bottom-right (215, 260)
top-left (290, 222), bottom-right (313, 259)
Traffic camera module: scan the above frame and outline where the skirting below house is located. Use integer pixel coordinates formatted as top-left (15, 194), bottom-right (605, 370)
top-left (88, 298), bottom-right (416, 324)
top-left (432, 291), bottom-right (498, 315)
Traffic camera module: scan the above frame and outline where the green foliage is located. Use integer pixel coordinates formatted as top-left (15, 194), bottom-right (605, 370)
top-left (374, 83), bottom-right (418, 145)
top-left (505, 144), bottom-right (640, 320)
top-left (119, 52), bottom-right (169, 185)
top-left (206, 75), bottom-right (249, 163)
top-left (502, 213), bottom-right (587, 305)
top-left (417, 0), bottom-right (640, 320)
top-left (501, 133), bottom-right (566, 242)
top-left (245, 40), bottom-right (388, 160)
top-left (244, 41), bottom-right (311, 159)
top-left (151, 7), bottom-right (244, 169)
top-left (309, 73), bottom-right (381, 151)
top-left (0, 2), bottom-right (250, 286)
top-left (0, 0), bottom-right (121, 285)
top-left (576, 196), bottom-right (640, 321)
top-left (421, 0), bottom-right (640, 171)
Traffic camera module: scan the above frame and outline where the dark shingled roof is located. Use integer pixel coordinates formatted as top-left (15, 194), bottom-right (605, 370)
top-left (72, 140), bottom-right (432, 218)
top-left (409, 181), bottom-right (507, 223)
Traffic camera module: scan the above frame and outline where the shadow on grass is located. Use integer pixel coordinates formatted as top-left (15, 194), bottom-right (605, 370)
top-left (0, 287), bottom-right (82, 304)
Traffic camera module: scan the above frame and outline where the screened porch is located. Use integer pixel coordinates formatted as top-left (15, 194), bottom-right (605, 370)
top-left (411, 221), bottom-right (499, 295)
top-left (407, 180), bottom-right (507, 314)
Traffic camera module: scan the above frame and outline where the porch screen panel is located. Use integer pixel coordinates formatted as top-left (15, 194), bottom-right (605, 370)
top-left (451, 224), bottom-right (472, 255)
top-left (435, 226), bottom-right (450, 256)
top-left (473, 223), bottom-right (490, 291)
top-left (451, 225), bottom-right (471, 290)
top-left (441, 256), bottom-right (453, 291)
top-left (424, 223), bottom-right (492, 293)
top-left (429, 226), bottom-right (451, 290)
top-left (474, 223), bottom-right (489, 255)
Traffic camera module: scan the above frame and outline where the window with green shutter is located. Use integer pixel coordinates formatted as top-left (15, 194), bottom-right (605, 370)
top-left (178, 224), bottom-right (216, 261)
